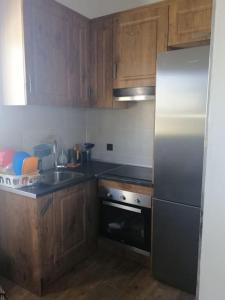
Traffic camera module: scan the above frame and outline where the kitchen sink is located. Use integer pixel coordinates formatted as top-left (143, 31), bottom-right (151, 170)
top-left (40, 171), bottom-right (84, 186)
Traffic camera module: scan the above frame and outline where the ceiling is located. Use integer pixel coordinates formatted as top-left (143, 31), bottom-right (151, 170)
top-left (55, 0), bottom-right (160, 19)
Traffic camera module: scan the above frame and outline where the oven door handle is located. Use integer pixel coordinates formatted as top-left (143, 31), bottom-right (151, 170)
top-left (102, 201), bottom-right (142, 214)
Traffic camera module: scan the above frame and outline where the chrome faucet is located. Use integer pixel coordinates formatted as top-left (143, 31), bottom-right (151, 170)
top-left (53, 140), bottom-right (58, 169)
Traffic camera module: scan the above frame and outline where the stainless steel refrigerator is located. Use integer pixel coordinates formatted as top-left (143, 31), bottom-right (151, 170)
top-left (152, 46), bottom-right (210, 294)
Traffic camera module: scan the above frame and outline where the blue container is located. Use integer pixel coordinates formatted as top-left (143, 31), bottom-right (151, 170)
top-left (12, 151), bottom-right (30, 175)
top-left (33, 144), bottom-right (52, 158)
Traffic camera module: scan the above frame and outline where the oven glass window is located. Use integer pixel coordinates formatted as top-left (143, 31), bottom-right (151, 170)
top-left (100, 201), bottom-right (151, 251)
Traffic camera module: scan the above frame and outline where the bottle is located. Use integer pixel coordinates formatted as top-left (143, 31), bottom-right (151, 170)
top-left (58, 149), bottom-right (68, 166)
top-left (75, 144), bottom-right (81, 163)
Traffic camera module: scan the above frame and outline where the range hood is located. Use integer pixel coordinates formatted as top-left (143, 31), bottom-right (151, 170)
top-left (113, 87), bottom-right (155, 102)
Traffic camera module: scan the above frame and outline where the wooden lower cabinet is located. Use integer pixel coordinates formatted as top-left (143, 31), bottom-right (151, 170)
top-left (0, 191), bottom-right (42, 294)
top-left (0, 180), bottom-right (98, 295)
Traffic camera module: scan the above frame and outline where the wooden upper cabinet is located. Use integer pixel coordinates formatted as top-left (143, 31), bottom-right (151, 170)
top-left (23, 0), bottom-right (90, 107)
top-left (113, 3), bottom-right (169, 89)
top-left (23, 0), bottom-right (72, 106)
top-left (0, 0), bottom-right (213, 108)
top-left (70, 14), bottom-right (90, 107)
top-left (90, 16), bottom-right (114, 108)
top-left (168, 0), bottom-right (212, 47)
top-left (90, 16), bottom-right (127, 109)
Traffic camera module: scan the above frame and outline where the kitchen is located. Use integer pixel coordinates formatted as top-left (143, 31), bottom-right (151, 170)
top-left (0, 0), bottom-right (224, 300)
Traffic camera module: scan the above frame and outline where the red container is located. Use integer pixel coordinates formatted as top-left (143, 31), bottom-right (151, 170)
top-left (0, 149), bottom-right (15, 168)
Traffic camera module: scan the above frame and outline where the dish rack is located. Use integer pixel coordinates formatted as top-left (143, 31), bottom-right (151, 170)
top-left (0, 172), bottom-right (40, 189)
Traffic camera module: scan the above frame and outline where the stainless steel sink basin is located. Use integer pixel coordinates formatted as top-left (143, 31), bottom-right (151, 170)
top-left (40, 171), bottom-right (84, 186)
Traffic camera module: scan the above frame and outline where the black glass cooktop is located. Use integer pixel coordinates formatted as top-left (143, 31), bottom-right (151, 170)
top-left (102, 165), bottom-right (153, 185)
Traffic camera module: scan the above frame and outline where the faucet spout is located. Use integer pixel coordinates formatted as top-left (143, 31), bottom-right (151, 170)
top-left (53, 140), bottom-right (58, 169)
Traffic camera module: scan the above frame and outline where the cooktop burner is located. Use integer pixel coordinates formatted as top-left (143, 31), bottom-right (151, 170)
top-left (103, 165), bottom-right (152, 183)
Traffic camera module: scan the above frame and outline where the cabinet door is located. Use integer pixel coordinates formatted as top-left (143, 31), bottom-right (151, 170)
top-left (152, 199), bottom-right (200, 294)
top-left (90, 16), bottom-right (127, 109)
top-left (168, 0), bottom-right (212, 47)
top-left (0, 191), bottom-right (42, 295)
top-left (39, 182), bottom-right (98, 288)
top-left (90, 16), bottom-right (114, 108)
top-left (38, 194), bottom-right (59, 287)
top-left (70, 14), bottom-right (90, 107)
top-left (23, 0), bottom-right (72, 106)
top-left (55, 185), bottom-right (87, 256)
top-left (113, 3), bottom-right (168, 89)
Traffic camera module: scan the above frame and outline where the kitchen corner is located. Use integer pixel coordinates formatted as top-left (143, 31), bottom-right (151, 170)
top-left (0, 0), bottom-right (213, 299)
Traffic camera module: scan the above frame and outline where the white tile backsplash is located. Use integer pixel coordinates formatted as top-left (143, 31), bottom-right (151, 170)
top-left (0, 102), bottom-right (155, 166)
top-left (86, 101), bottom-right (155, 167)
top-left (0, 106), bottom-right (86, 153)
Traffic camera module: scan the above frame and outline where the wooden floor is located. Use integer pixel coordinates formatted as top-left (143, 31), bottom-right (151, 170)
top-left (0, 252), bottom-right (195, 300)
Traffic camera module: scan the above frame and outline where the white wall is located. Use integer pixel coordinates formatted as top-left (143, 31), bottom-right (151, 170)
top-left (198, 1), bottom-right (225, 299)
top-left (0, 106), bottom-right (86, 153)
top-left (56, 0), bottom-right (160, 18)
top-left (86, 102), bottom-right (155, 167)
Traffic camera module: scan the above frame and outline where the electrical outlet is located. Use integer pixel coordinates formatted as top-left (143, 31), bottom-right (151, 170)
top-left (107, 144), bottom-right (113, 151)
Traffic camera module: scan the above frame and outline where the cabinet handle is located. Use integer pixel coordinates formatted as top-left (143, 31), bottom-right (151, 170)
top-left (88, 87), bottom-right (92, 98)
top-left (113, 63), bottom-right (117, 80)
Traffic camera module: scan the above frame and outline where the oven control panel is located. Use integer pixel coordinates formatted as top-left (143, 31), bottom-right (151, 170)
top-left (98, 187), bottom-right (151, 209)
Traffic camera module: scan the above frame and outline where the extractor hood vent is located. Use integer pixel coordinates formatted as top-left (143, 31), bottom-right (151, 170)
top-left (113, 87), bottom-right (155, 102)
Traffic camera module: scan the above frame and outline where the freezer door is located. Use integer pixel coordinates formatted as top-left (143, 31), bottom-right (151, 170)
top-left (152, 198), bottom-right (201, 294)
top-left (154, 46), bottom-right (210, 207)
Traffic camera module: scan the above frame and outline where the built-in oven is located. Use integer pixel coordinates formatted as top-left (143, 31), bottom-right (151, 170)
top-left (99, 186), bottom-right (151, 255)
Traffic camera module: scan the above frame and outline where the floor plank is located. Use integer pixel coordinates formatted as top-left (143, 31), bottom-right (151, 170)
top-left (0, 252), bottom-right (195, 300)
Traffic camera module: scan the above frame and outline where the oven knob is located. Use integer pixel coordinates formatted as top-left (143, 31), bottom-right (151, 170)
top-left (121, 195), bottom-right (126, 201)
top-left (106, 193), bottom-right (112, 198)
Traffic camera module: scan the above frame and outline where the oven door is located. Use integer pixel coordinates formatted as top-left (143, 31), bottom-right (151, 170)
top-left (100, 200), bottom-right (151, 252)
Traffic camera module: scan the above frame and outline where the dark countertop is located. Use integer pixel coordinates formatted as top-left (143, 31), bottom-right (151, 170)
top-left (74, 161), bottom-right (121, 177)
top-left (99, 165), bottom-right (153, 187)
top-left (0, 161), bottom-right (153, 199)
